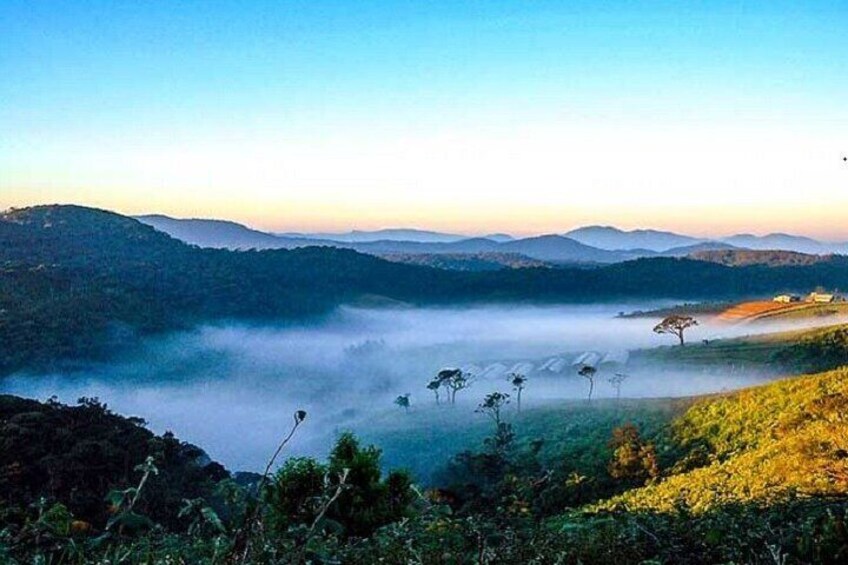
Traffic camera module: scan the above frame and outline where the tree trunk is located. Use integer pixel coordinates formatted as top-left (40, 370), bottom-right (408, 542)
top-left (678, 331), bottom-right (685, 346)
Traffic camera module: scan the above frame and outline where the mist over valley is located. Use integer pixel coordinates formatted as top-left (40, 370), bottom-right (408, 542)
top-left (4, 301), bottom-right (838, 478)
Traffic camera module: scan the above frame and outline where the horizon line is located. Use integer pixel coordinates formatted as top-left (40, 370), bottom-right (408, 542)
top-left (3, 202), bottom-right (845, 244)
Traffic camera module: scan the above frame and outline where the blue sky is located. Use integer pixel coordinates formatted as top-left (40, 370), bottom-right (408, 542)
top-left (2, 1), bottom-right (847, 236)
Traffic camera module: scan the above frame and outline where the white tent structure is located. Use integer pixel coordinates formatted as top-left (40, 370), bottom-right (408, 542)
top-left (478, 362), bottom-right (509, 380)
top-left (572, 351), bottom-right (603, 368)
top-left (508, 361), bottom-right (535, 375)
top-left (538, 357), bottom-right (569, 373)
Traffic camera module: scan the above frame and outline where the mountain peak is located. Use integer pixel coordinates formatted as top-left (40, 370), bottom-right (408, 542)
top-left (5, 204), bottom-right (170, 241)
top-left (1, 204), bottom-right (185, 265)
top-left (564, 225), bottom-right (701, 252)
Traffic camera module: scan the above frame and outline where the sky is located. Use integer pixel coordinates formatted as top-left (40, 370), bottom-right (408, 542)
top-left (1, 0), bottom-right (847, 238)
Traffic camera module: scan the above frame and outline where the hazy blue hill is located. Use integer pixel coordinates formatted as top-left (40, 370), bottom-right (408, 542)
top-left (278, 227), bottom-right (470, 243)
top-left (482, 233), bottom-right (515, 242)
top-left (720, 233), bottom-right (840, 254)
top-left (499, 234), bottom-right (635, 263)
top-left (136, 214), bottom-right (311, 249)
top-left (660, 241), bottom-right (739, 257)
top-left (357, 235), bottom-right (640, 263)
top-left (565, 225), bottom-right (702, 252)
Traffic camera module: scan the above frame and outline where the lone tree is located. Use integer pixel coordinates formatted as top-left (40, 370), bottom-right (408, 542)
top-left (577, 365), bottom-right (597, 402)
top-left (437, 368), bottom-right (474, 405)
top-left (508, 373), bottom-right (528, 412)
top-left (426, 379), bottom-right (442, 405)
top-left (608, 372), bottom-right (628, 401)
top-left (475, 391), bottom-right (510, 427)
top-left (476, 391), bottom-right (514, 455)
top-left (653, 315), bottom-right (698, 346)
top-left (394, 393), bottom-right (410, 412)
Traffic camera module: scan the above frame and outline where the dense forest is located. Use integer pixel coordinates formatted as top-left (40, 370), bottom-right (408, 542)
top-left (5, 205), bottom-right (848, 375)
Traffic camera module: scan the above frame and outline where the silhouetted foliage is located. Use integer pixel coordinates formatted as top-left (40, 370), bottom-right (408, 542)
top-left (0, 395), bottom-right (226, 530)
top-left (509, 373), bottom-right (527, 412)
top-left (578, 364), bottom-right (598, 401)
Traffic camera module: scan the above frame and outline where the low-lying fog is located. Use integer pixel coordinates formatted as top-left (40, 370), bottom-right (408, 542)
top-left (2, 303), bottom-right (841, 475)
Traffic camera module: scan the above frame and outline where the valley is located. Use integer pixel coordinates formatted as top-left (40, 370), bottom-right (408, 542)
top-left (3, 205), bottom-right (848, 563)
top-left (5, 2), bottom-right (847, 560)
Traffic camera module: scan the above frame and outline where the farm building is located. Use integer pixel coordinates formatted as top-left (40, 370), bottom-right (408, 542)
top-left (806, 292), bottom-right (837, 303)
top-left (773, 294), bottom-right (800, 303)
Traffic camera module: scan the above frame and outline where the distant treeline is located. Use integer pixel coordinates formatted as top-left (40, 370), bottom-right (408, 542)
top-left (4, 205), bottom-right (848, 375)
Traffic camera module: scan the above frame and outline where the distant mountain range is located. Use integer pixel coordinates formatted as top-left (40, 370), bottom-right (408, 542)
top-left (135, 215), bottom-right (848, 268)
top-left (720, 233), bottom-right (835, 255)
top-left (563, 226), bottom-right (848, 255)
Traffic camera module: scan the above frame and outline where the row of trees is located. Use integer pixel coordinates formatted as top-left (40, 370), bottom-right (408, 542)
top-left (398, 366), bottom-right (629, 411)
top-left (577, 365), bottom-right (630, 402)
top-left (395, 314), bottom-right (697, 411)
top-left (405, 365), bottom-right (628, 410)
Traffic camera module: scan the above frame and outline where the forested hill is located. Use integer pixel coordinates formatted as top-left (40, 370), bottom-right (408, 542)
top-left (4, 204), bottom-right (848, 375)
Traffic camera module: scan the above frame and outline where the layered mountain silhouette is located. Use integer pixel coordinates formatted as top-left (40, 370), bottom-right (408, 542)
top-left (276, 228), bottom-right (471, 244)
top-left (563, 226), bottom-right (701, 252)
top-left (137, 214), bottom-right (848, 266)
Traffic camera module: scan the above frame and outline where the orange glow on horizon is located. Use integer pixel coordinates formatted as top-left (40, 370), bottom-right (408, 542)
top-left (4, 188), bottom-right (848, 241)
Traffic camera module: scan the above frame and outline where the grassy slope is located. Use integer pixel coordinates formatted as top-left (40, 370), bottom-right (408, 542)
top-left (754, 302), bottom-right (848, 322)
top-left (362, 397), bottom-right (690, 485)
top-left (632, 322), bottom-right (848, 373)
top-left (371, 324), bottom-right (848, 488)
top-left (597, 367), bottom-right (848, 513)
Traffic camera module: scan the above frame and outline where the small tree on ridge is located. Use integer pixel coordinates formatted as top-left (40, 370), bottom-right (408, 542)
top-left (653, 315), bottom-right (698, 346)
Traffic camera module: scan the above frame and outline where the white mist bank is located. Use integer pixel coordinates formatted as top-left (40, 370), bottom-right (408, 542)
top-left (1, 303), bottom-right (839, 472)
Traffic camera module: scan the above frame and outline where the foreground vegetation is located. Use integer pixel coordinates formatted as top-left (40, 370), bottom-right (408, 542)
top-left (4, 362), bottom-right (848, 563)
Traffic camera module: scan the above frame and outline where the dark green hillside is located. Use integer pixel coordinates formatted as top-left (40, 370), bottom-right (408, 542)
top-left (380, 251), bottom-right (554, 271)
top-left (689, 248), bottom-right (827, 267)
top-left (0, 395), bottom-right (227, 530)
